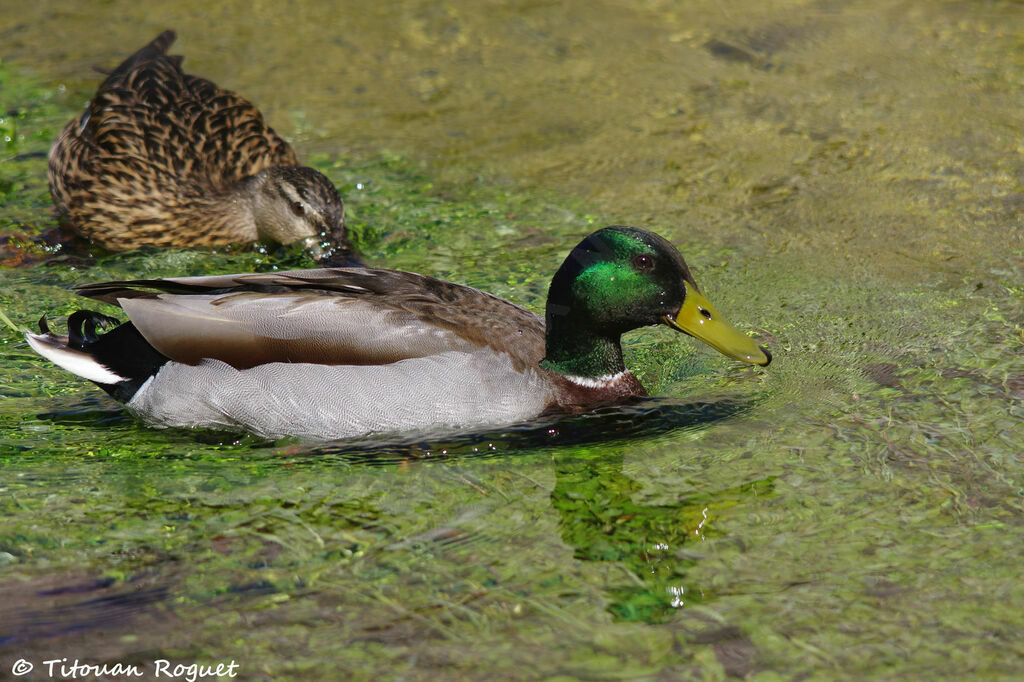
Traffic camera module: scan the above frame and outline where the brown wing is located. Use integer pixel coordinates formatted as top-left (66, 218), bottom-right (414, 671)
top-left (178, 73), bottom-right (298, 187)
top-left (77, 268), bottom-right (547, 371)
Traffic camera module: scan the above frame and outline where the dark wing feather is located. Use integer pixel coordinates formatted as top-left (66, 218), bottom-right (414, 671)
top-left (102, 29), bottom-right (178, 82)
top-left (76, 268), bottom-right (547, 371)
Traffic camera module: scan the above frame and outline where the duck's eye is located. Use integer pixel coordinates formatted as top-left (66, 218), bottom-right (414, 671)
top-left (632, 254), bottom-right (654, 271)
top-left (290, 201), bottom-right (306, 217)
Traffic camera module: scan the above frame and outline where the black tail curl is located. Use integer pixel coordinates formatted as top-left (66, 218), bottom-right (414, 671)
top-left (40, 310), bottom-right (170, 403)
top-left (66, 310), bottom-right (123, 347)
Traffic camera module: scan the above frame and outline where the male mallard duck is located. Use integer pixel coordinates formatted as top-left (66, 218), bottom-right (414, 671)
top-left (26, 226), bottom-right (770, 440)
top-left (49, 30), bottom-right (350, 261)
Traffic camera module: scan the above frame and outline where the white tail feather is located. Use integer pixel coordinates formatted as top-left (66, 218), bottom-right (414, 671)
top-left (26, 333), bottom-right (126, 385)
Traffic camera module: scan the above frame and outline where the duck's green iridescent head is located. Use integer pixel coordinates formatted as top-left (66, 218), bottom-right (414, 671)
top-left (543, 226), bottom-right (770, 378)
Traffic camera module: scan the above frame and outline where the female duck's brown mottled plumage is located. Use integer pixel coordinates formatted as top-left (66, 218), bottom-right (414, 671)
top-left (49, 30), bottom-right (350, 258)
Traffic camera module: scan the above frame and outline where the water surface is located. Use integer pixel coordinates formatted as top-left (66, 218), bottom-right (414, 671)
top-left (1, 1), bottom-right (1022, 679)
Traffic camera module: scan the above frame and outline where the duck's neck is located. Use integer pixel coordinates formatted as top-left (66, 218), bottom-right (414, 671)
top-left (541, 313), bottom-right (626, 381)
top-left (228, 173), bottom-right (265, 240)
top-left (171, 179), bottom-right (260, 246)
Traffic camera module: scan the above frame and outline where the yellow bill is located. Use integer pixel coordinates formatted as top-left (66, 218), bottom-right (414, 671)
top-left (664, 282), bottom-right (771, 366)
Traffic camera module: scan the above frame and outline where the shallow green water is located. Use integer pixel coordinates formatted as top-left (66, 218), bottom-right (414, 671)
top-left (1, 1), bottom-right (1023, 680)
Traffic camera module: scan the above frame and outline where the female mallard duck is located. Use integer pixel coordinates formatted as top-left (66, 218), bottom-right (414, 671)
top-left (49, 30), bottom-right (350, 261)
top-left (26, 226), bottom-right (770, 441)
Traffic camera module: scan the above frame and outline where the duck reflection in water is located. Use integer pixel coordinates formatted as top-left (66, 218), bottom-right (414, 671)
top-left (304, 396), bottom-right (773, 624)
top-left (551, 450), bottom-right (772, 623)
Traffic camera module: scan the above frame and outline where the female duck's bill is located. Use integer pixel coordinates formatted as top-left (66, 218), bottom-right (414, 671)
top-left (24, 226), bottom-right (770, 441)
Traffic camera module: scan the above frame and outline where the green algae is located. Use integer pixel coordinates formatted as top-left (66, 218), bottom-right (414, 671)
top-left (0, 59), bottom-right (68, 264)
top-left (0, 4), bottom-right (1023, 680)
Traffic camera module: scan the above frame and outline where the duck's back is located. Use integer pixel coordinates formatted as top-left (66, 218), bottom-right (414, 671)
top-left (49, 30), bottom-right (299, 248)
